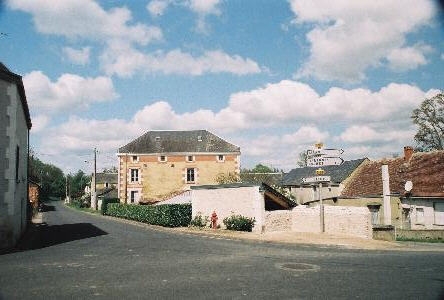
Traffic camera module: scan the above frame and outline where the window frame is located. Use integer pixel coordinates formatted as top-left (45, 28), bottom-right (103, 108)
top-left (130, 168), bottom-right (139, 183)
top-left (186, 168), bottom-right (195, 183)
top-left (186, 155), bottom-right (195, 162)
top-left (158, 155), bottom-right (167, 162)
top-left (131, 155), bottom-right (139, 163)
top-left (217, 154), bottom-right (225, 162)
top-left (415, 207), bottom-right (425, 224)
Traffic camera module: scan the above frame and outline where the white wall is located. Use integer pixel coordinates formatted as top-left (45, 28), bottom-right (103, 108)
top-left (192, 186), bottom-right (264, 233)
top-left (264, 205), bottom-right (372, 239)
top-left (402, 199), bottom-right (444, 230)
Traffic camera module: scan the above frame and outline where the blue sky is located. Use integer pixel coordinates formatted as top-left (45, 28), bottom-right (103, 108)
top-left (1, 0), bottom-right (443, 173)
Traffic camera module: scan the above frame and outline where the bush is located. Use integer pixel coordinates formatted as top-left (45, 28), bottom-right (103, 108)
top-left (223, 215), bottom-right (255, 232)
top-left (189, 214), bottom-right (209, 228)
top-left (101, 198), bottom-right (120, 215)
top-left (105, 203), bottom-right (192, 227)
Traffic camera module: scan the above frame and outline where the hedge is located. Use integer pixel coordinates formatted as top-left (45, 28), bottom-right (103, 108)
top-left (104, 203), bottom-right (192, 227)
top-left (101, 198), bottom-right (121, 215)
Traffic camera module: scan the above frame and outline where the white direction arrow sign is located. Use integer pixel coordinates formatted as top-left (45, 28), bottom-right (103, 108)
top-left (306, 148), bottom-right (344, 158)
top-left (307, 156), bottom-right (344, 167)
top-left (302, 176), bottom-right (331, 184)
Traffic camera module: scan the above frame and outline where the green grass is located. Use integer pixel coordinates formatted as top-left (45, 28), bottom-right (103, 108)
top-left (396, 237), bottom-right (444, 243)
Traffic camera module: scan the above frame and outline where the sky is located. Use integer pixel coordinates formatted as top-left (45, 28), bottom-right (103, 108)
top-left (1, 0), bottom-right (443, 174)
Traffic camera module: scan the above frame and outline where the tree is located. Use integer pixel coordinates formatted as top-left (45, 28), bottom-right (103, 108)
top-left (29, 153), bottom-right (65, 200)
top-left (102, 166), bottom-right (118, 173)
top-left (411, 92), bottom-right (444, 151)
top-left (67, 170), bottom-right (90, 198)
top-left (250, 164), bottom-right (274, 173)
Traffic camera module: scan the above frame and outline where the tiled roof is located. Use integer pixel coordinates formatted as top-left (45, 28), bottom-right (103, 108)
top-left (341, 151), bottom-right (444, 198)
top-left (282, 158), bottom-right (367, 186)
top-left (119, 130), bottom-right (240, 154)
top-left (0, 62), bottom-right (32, 129)
top-left (96, 173), bottom-right (118, 184)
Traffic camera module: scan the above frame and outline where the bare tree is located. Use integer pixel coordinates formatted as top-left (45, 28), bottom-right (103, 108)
top-left (411, 92), bottom-right (444, 151)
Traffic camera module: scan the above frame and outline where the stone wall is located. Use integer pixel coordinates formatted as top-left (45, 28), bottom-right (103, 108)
top-left (265, 205), bottom-right (372, 239)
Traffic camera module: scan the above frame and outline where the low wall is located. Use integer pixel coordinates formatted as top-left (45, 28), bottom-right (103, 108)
top-left (264, 211), bottom-right (292, 232)
top-left (397, 229), bottom-right (444, 241)
top-left (372, 226), bottom-right (395, 241)
top-left (265, 206), bottom-right (372, 239)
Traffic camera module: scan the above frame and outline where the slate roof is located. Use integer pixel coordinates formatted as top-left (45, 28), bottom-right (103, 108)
top-left (119, 130), bottom-right (240, 154)
top-left (282, 158), bottom-right (368, 186)
top-left (96, 173), bottom-right (118, 184)
top-left (341, 151), bottom-right (444, 198)
top-left (0, 62), bottom-right (32, 129)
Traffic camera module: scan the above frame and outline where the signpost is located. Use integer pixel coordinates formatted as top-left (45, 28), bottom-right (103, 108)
top-left (301, 143), bottom-right (344, 233)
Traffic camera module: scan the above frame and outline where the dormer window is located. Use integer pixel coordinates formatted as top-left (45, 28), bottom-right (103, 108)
top-left (217, 155), bottom-right (225, 162)
top-left (197, 136), bottom-right (202, 142)
top-left (132, 155), bottom-right (138, 162)
top-left (186, 155), bottom-right (195, 162)
top-left (155, 136), bottom-right (161, 141)
top-left (159, 155), bottom-right (167, 162)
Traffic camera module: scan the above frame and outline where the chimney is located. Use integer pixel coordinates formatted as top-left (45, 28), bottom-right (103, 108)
top-left (404, 146), bottom-right (414, 161)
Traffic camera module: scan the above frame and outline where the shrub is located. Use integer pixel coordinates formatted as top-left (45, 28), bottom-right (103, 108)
top-left (189, 214), bottom-right (209, 228)
top-left (101, 198), bottom-right (120, 215)
top-left (105, 203), bottom-right (192, 227)
top-left (223, 215), bottom-right (255, 232)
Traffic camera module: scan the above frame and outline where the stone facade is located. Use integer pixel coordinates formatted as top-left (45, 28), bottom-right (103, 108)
top-left (0, 64), bottom-right (32, 250)
top-left (118, 153), bottom-right (240, 203)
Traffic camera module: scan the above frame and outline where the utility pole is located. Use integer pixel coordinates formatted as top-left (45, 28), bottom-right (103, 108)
top-left (92, 148), bottom-right (98, 210)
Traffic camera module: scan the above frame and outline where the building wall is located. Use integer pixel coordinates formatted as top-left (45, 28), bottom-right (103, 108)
top-left (402, 198), bottom-right (444, 230)
top-left (290, 185), bottom-right (341, 205)
top-left (118, 153), bottom-right (240, 203)
top-left (191, 186), bottom-right (264, 233)
top-left (264, 210), bottom-right (292, 232)
top-left (0, 80), bottom-right (29, 250)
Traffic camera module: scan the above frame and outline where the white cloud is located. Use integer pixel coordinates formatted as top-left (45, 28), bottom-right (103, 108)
top-left (7, 0), bottom-right (163, 45)
top-left (147, 0), bottom-right (170, 17)
top-left (100, 42), bottom-right (261, 77)
top-left (30, 114), bottom-right (50, 133)
top-left (34, 80), bottom-right (436, 171)
top-left (188, 0), bottom-right (221, 15)
top-left (289, 0), bottom-right (435, 81)
top-left (387, 45), bottom-right (431, 71)
top-left (23, 71), bottom-right (118, 113)
top-left (339, 125), bottom-right (415, 143)
top-left (62, 46), bottom-right (91, 65)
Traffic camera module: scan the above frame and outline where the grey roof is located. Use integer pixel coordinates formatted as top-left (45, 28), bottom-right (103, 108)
top-left (96, 173), bottom-right (118, 184)
top-left (119, 130), bottom-right (240, 154)
top-left (282, 158), bottom-right (367, 186)
top-left (0, 62), bottom-right (32, 129)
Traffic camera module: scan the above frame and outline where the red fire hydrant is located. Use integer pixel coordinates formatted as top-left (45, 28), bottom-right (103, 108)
top-left (211, 211), bottom-right (218, 229)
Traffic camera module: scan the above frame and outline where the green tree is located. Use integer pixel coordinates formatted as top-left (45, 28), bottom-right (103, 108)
top-left (411, 92), bottom-right (444, 151)
top-left (29, 153), bottom-right (65, 200)
top-left (250, 164), bottom-right (274, 173)
top-left (67, 170), bottom-right (90, 198)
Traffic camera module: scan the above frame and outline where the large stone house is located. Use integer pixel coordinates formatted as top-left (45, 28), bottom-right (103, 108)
top-left (0, 63), bottom-right (32, 250)
top-left (117, 130), bottom-right (241, 204)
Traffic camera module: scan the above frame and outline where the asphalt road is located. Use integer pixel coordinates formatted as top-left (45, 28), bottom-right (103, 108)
top-left (1, 201), bottom-right (443, 300)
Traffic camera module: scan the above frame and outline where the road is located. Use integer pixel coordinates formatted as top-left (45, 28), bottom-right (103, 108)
top-left (1, 201), bottom-right (443, 299)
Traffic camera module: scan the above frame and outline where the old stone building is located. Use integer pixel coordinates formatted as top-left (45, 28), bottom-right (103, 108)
top-left (0, 63), bottom-right (32, 250)
top-left (117, 130), bottom-right (241, 204)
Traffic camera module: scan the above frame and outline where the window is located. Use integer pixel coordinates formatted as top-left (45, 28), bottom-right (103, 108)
top-left (132, 155), bottom-right (138, 162)
top-left (217, 155), bottom-right (225, 162)
top-left (186, 168), bottom-right (195, 183)
top-left (368, 206), bottom-right (380, 225)
top-left (197, 136), bottom-right (202, 142)
top-left (130, 191), bottom-right (138, 203)
top-left (416, 207), bottom-right (425, 224)
top-left (130, 169), bottom-right (139, 182)
top-left (15, 145), bottom-right (19, 182)
top-left (159, 155), bottom-right (167, 162)
top-left (434, 203), bottom-right (444, 225)
top-left (186, 155), bottom-right (194, 162)
top-left (105, 182), bottom-right (109, 188)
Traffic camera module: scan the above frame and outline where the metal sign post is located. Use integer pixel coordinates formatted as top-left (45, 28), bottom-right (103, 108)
top-left (302, 143), bottom-right (344, 233)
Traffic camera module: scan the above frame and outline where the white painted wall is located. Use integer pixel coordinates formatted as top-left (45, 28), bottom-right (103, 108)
top-left (192, 186), bottom-right (264, 233)
top-left (402, 199), bottom-right (444, 230)
top-left (264, 205), bottom-right (372, 239)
